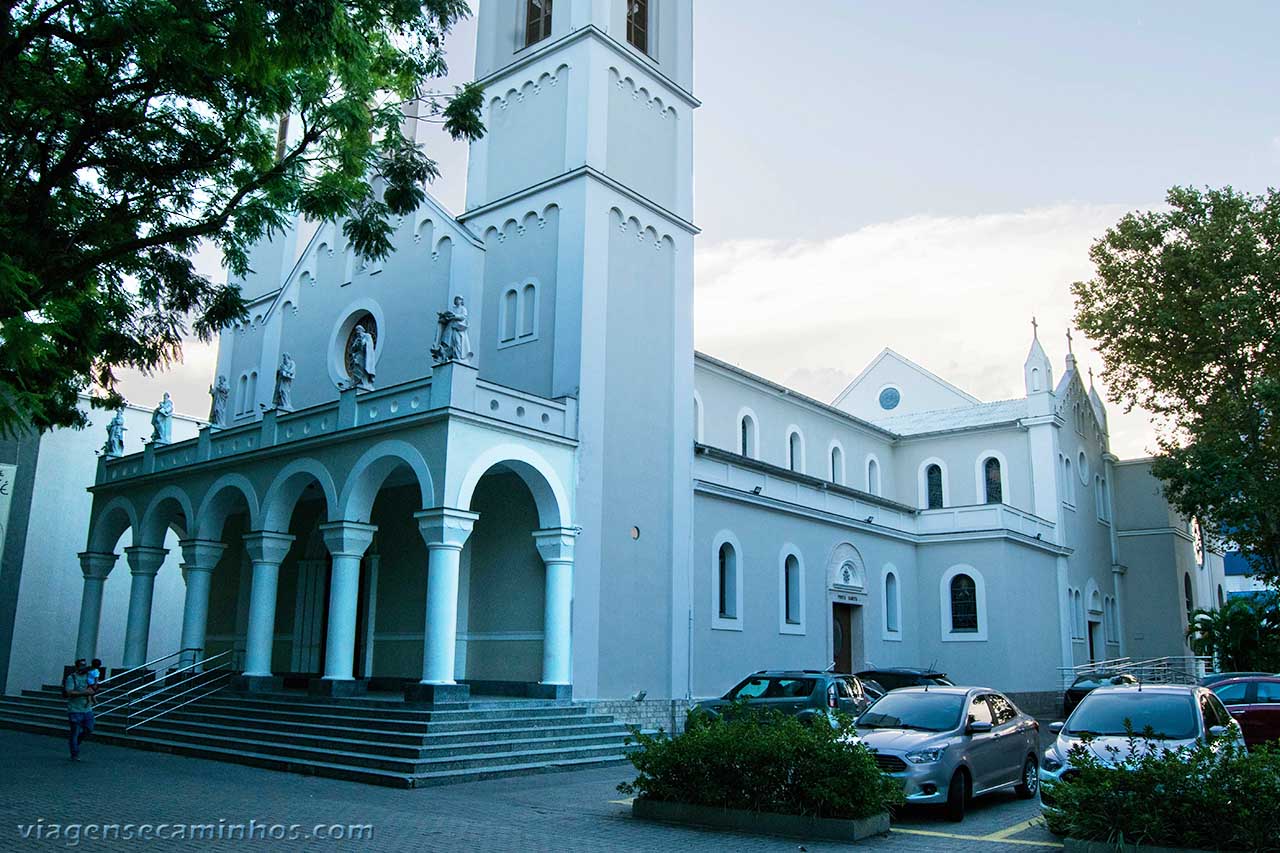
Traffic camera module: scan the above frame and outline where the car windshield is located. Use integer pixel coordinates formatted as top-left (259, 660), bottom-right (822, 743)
top-left (725, 677), bottom-right (815, 700)
top-left (856, 692), bottom-right (965, 732)
top-left (1065, 691), bottom-right (1198, 739)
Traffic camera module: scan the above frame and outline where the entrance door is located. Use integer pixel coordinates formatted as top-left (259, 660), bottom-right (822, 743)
top-left (833, 603), bottom-right (853, 673)
top-left (1088, 620), bottom-right (1101, 662)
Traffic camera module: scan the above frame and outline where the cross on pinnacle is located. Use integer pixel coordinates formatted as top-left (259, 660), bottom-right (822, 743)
top-left (1031, 316), bottom-right (1039, 339)
top-left (1066, 328), bottom-right (1074, 354)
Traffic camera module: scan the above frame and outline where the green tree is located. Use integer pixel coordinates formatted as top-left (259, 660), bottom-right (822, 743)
top-left (0, 0), bottom-right (484, 434)
top-left (1186, 595), bottom-right (1280, 672)
top-left (1073, 186), bottom-right (1280, 586)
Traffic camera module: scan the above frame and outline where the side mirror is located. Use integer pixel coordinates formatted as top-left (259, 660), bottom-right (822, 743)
top-left (1049, 722), bottom-right (1065, 734)
top-left (967, 720), bottom-right (993, 735)
top-left (1208, 725), bottom-right (1229, 738)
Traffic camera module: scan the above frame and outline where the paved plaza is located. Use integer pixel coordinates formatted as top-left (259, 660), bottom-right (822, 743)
top-left (0, 730), bottom-right (1062, 852)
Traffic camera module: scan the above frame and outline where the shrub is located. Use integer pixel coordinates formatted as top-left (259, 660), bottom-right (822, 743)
top-left (1043, 732), bottom-right (1280, 851)
top-left (617, 707), bottom-right (902, 821)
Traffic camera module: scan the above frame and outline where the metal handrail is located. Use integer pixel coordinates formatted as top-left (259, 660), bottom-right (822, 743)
top-left (125, 669), bottom-right (236, 731)
top-left (94, 649), bottom-right (232, 718)
top-left (94, 647), bottom-right (203, 691)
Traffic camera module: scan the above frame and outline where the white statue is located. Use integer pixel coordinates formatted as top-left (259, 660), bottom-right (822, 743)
top-left (208, 375), bottom-right (230, 427)
top-left (150, 393), bottom-right (173, 445)
top-left (272, 353), bottom-right (296, 410)
top-left (347, 324), bottom-right (376, 389)
top-left (431, 296), bottom-right (474, 365)
top-left (103, 410), bottom-right (126, 456)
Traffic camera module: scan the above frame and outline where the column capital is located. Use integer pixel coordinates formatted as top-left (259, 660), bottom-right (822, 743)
top-left (124, 545), bottom-right (168, 576)
top-left (319, 520), bottom-right (377, 558)
top-left (179, 539), bottom-right (228, 573)
top-left (78, 551), bottom-right (118, 581)
top-left (532, 527), bottom-right (579, 563)
top-left (243, 530), bottom-right (296, 565)
top-left (415, 508), bottom-right (478, 550)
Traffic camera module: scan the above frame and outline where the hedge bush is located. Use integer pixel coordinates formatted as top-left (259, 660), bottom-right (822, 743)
top-left (1043, 732), bottom-right (1280, 851)
top-left (617, 707), bottom-right (902, 821)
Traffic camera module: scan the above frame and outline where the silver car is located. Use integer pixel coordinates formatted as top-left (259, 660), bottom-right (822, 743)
top-left (1039, 684), bottom-right (1247, 807)
top-left (856, 686), bottom-right (1041, 821)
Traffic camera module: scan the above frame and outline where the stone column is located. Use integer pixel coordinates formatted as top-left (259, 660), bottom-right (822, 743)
top-left (178, 539), bottom-right (228, 670)
top-left (408, 509), bottom-right (477, 704)
top-left (533, 528), bottom-right (578, 696)
top-left (241, 531), bottom-right (296, 680)
top-left (317, 521), bottom-right (377, 693)
top-left (121, 546), bottom-right (168, 668)
top-left (75, 552), bottom-right (119, 661)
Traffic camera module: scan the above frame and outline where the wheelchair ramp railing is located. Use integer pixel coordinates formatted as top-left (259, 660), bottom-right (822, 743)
top-left (1058, 655), bottom-right (1213, 690)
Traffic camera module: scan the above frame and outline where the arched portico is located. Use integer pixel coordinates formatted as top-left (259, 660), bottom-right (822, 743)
top-left (449, 451), bottom-right (576, 698)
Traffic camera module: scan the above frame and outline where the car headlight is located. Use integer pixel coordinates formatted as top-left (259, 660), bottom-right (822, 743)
top-left (1042, 750), bottom-right (1063, 772)
top-left (905, 748), bottom-right (944, 764)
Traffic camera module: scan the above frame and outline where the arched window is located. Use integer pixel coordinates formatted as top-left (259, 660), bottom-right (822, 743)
top-left (247, 371), bottom-right (258, 413)
top-left (236, 374), bottom-right (248, 415)
top-left (502, 289), bottom-right (518, 342)
top-left (1217, 585), bottom-right (1225, 608)
top-left (783, 555), bottom-right (801, 626)
top-left (520, 283), bottom-right (537, 337)
top-left (867, 457), bottom-right (881, 496)
top-left (1031, 367), bottom-right (1042, 392)
top-left (525, 0), bottom-right (553, 47)
top-left (885, 571), bottom-right (900, 633)
top-left (787, 429), bottom-right (803, 473)
top-left (983, 457), bottom-right (1003, 504)
top-left (692, 393), bottom-right (703, 443)
top-left (926, 464), bottom-right (944, 509)
top-left (718, 542), bottom-right (737, 620)
top-left (1063, 457), bottom-right (1075, 505)
top-left (949, 574), bottom-right (978, 633)
top-left (830, 445), bottom-right (844, 484)
top-left (739, 414), bottom-right (756, 458)
top-left (1183, 573), bottom-right (1194, 624)
top-left (626, 0), bottom-right (650, 53)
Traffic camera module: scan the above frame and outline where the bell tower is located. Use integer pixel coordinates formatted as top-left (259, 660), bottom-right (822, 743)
top-left (460, 0), bottom-right (698, 700)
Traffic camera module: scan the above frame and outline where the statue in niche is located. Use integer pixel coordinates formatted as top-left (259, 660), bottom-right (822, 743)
top-left (208, 375), bottom-right (230, 427)
top-left (150, 393), bottom-right (173, 445)
top-left (272, 353), bottom-right (296, 410)
top-left (103, 409), bottom-right (126, 456)
top-left (431, 296), bottom-right (474, 365)
top-left (346, 321), bottom-right (377, 389)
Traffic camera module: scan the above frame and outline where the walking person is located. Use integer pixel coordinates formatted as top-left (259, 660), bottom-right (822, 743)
top-left (64, 659), bottom-right (95, 761)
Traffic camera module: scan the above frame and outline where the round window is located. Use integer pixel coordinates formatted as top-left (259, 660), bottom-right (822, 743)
top-left (878, 387), bottom-right (901, 411)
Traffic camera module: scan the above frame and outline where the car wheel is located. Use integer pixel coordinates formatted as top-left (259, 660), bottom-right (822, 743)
top-left (944, 769), bottom-right (968, 822)
top-left (1015, 755), bottom-right (1038, 799)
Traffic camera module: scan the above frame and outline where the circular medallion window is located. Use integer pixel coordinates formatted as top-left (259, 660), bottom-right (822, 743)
top-left (878, 387), bottom-right (901, 411)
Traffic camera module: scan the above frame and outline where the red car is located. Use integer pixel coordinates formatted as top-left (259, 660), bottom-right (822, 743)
top-left (1210, 676), bottom-right (1280, 747)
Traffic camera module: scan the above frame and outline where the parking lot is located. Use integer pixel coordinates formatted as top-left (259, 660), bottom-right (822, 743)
top-left (0, 728), bottom-right (1062, 851)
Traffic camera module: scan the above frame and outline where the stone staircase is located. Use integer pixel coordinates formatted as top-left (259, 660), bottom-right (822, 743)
top-left (0, 685), bottom-right (636, 788)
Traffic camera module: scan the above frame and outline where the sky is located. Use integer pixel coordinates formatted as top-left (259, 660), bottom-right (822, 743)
top-left (117, 1), bottom-right (1280, 459)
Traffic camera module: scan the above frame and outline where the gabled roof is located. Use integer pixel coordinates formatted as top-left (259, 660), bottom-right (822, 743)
top-left (831, 348), bottom-right (981, 408)
top-left (870, 398), bottom-right (1029, 436)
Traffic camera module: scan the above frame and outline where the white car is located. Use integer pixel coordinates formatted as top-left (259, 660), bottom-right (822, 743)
top-left (1039, 684), bottom-right (1246, 807)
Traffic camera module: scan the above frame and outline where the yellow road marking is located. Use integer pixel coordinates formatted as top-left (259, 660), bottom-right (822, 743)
top-left (893, 828), bottom-right (1063, 849)
top-left (983, 817), bottom-right (1048, 841)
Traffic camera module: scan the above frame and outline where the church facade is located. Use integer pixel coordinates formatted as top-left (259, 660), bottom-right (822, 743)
top-left (60, 0), bottom-right (1219, 715)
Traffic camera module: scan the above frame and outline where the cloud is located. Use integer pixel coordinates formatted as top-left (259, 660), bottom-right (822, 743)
top-left (693, 203), bottom-right (1159, 459)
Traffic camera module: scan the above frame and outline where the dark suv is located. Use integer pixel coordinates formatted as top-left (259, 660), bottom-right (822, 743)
top-left (857, 668), bottom-right (954, 692)
top-left (695, 671), bottom-right (872, 724)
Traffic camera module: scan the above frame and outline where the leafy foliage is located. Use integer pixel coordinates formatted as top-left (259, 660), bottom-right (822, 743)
top-left (1072, 186), bottom-right (1280, 586)
top-left (0, 0), bottom-right (485, 434)
top-left (617, 707), bottom-right (902, 821)
top-left (1187, 594), bottom-right (1280, 673)
top-left (1043, 730), bottom-right (1280, 851)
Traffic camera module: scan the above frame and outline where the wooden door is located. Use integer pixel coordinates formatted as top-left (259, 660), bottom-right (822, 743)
top-left (833, 603), bottom-right (853, 674)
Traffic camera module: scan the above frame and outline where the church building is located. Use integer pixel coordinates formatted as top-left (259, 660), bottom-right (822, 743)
top-left (49, 0), bottom-right (1220, 720)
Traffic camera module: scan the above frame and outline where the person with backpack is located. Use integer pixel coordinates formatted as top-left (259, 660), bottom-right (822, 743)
top-left (63, 659), bottom-right (95, 761)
